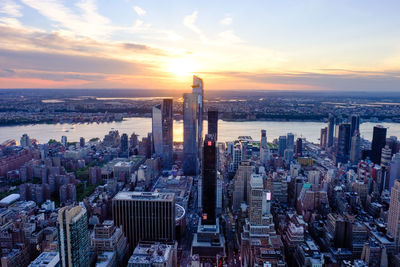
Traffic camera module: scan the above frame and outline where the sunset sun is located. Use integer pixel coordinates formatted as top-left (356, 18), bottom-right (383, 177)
top-left (168, 58), bottom-right (198, 77)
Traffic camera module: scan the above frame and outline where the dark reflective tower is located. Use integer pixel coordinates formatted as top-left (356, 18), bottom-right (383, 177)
top-left (207, 109), bottom-right (218, 140)
top-left (350, 115), bottom-right (360, 137)
top-left (371, 125), bottom-right (387, 165)
top-left (201, 134), bottom-right (217, 225)
top-left (327, 114), bottom-right (335, 147)
top-left (336, 123), bottom-right (351, 164)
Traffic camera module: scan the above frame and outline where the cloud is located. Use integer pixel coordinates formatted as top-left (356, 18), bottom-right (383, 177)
top-left (183, 11), bottom-right (201, 34)
top-left (218, 30), bottom-right (243, 44)
top-left (204, 70), bottom-right (400, 91)
top-left (0, 25), bottom-right (169, 58)
top-left (20, 0), bottom-right (112, 39)
top-left (133, 6), bottom-right (146, 16)
top-left (0, 0), bottom-right (22, 17)
top-left (220, 16), bottom-right (232, 26)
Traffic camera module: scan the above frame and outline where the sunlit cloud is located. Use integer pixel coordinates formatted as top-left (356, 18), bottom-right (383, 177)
top-left (133, 6), bottom-right (146, 16)
top-left (220, 15), bottom-right (232, 26)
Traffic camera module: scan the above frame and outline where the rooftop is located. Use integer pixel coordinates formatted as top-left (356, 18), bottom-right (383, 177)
top-left (113, 191), bottom-right (175, 201)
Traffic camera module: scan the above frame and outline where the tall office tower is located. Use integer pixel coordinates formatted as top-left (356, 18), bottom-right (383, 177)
top-left (226, 141), bottom-right (234, 155)
top-left (192, 75), bottom-right (204, 147)
top-left (286, 133), bottom-right (295, 150)
top-left (152, 104), bottom-right (163, 156)
top-left (57, 205), bottom-right (89, 267)
top-left (207, 109), bottom-right (218, 140)
top-left (320, 127), bottom-right (328, 148)
top-left (371, 125), bottom-right (387, 165)
top-left (381, 145), bottom-right (392, 168)
top-left (202, 134), bottom-right (217, 225)
top-left (232, 161), bottom-right (253, 211)
top-left (327, 114), bottom-right (335, 147)
top-left (350, 132), bottom-right (361, 164)
top-left (335, 123), bottom-right (351, 164)
top-left (284, 149), bottom-right (294, 162)
top-left (162, 99), bottom-right (173, 169)
top-left (295, 138), bottom-right (303, 157)
top-left (130, 133), bottom-right (138, 148)
top-left (112, 191), bottom-right (176, 252)
top-left (241, 140), bottom-right (248, 160)
top-left (386, 136), bottom-right (399, 155)
top-left (260, 146), bottom-right (271, 164)
top-left (278, 136), bottom-right (287, 157)
top-left (389, 153), bottom-right (400, 191)
top-left (152, 99), bottom-right (173, 169)
top-left (388, 180), bottom-right (400, 248)
top-left (79, 137), bottom-right (85, 148)
top-left (20, 133), bottom-right (30, 147)
top-left (183, 93), bottom-right (199, 175)
top-left (147, 132), bottom-right (153, 158)
top-left (241, 175), bottom-right (278, 266)
top-left (249, 174), bottom-right (264, 225)
top-left (120, 133), bottom-right (128, 152)
top-left (233, 147), bottom-right (241, 172)
top-left (261, 130), bottom-right (267, 148)
top-left (61, 136), bottom-right (67, 147)
top-left (351, 115), bottom-right (360, 137)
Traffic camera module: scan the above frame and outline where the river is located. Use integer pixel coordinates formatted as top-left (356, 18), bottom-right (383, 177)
top-left (1, 118), bottom-right (400, 144)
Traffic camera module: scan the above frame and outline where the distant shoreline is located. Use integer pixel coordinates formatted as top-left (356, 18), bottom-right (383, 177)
top-left (0, 115), bottom-right (399, 127)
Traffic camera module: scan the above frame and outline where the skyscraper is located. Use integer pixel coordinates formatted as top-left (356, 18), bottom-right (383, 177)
top-left (371, 125), bottom-right (387, 165)
top-left (120, 133), bottom-right (128, 153)
top-left (57, 205), bottom-right (89, 267)
top-left (388, 180), bottom-right (400, 247)
top-left (278, 136), bottom-right (287, 157)
top-left (79, 137), bottom-right (85, 148)
top-left (20, 134), bottom-right (30, 147)
top-left (320, 127), bottom-right (328, 148)
top-left (351, 115), bottom-right (360, 137)
top-left (162, 99), bottom-right (173, 169)
top-left (327, 114), bottom-right (335, 148)
top-left (389, 153), bottom-right (400, 191)
top-left (350, 132), bottom-right (360, 164)
top-left (232, 161), bottom-right (253, 210)
top-left (335, 123), bottom-right (351, 164)
top-left (152, 104), bottom-right (162, 156)
top-left (61, 136), bottom-right (67, 147)
top-left (207, 109), bottom-right (218, 140)
top-left (112, 191), bottom-right (176, 252)
top-left (192, 75), bottom-right (204, 148)
top-left (295, 138), bottom-right (303, 157)
top-left (261, 130), bottom-right (267, 148)
top-left (381, 145), bottom-right (392, 168)
top-left (152, 99), bottom-right (173, 169)
top-left (202, 134), bottom-right (217, 225)
top-left (286, 133), bottom-right (295, 150)
top-left (183, 93), bottom-right (198, 175)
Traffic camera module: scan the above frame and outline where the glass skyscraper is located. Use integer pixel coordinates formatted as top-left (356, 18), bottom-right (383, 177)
top-left (202, 134), bottom-right (217, 225)
top-left (57, 205), bottom-right (89, 267)
top-left (371, 125), bottom-right (387, 165)
top-left (207, 109), bottom-right (218, 140)
top-left (152, 99), bottom-right (173, 169)
top-left (183, 93), bottom-right (199, 175)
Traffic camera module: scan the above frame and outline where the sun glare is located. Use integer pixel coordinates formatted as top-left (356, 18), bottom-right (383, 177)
top-left (168, 58), bottom-right (198, 77)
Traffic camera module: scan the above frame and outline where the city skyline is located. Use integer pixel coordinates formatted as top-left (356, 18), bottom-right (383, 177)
top-left (0, 0), bottom-right (400, 91)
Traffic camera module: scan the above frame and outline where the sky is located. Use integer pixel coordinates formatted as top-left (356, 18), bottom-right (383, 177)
top-left (0, 0), bottom-right (400, 91)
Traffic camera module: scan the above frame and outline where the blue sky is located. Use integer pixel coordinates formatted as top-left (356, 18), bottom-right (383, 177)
top-left (0, 0), bottom-right (400, 90)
